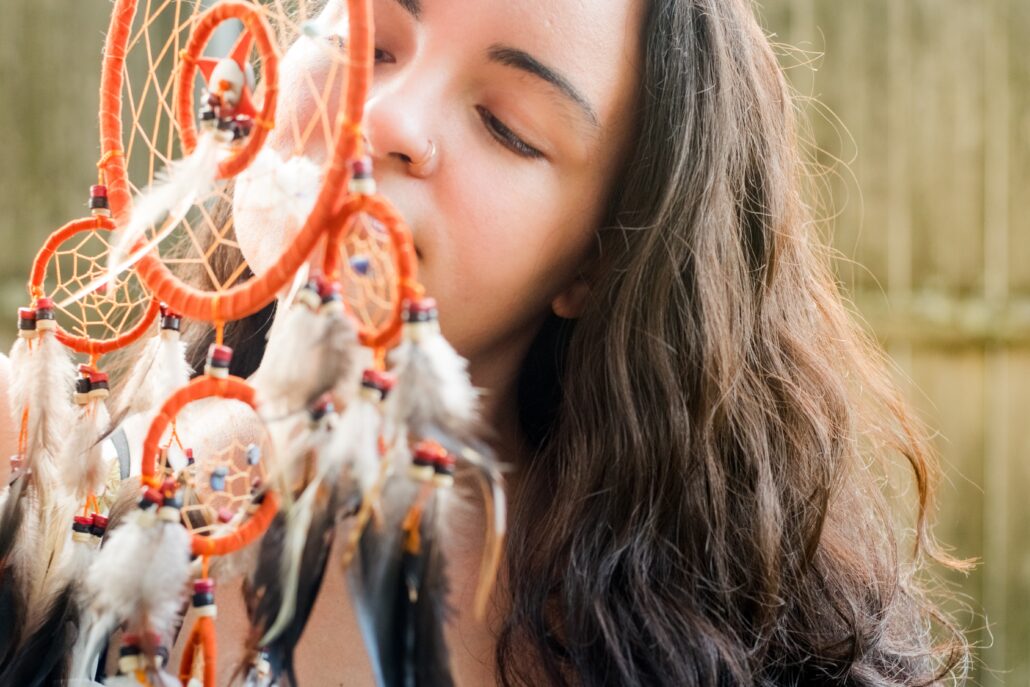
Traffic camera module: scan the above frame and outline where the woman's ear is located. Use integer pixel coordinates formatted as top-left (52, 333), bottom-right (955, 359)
top-left (551, 274), bottom-right (591, 319)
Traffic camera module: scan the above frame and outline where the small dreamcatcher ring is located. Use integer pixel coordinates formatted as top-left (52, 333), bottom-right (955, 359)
top-left (28, 215), bottom-right (160, 357)
top-left (326, 193), bottom-right (421, 350)
top-left (175, 0), bottom-right (280, 180)
top-left (140, 373), bottom-right (279, 558)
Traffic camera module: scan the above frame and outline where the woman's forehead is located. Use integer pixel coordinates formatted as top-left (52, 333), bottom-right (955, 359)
top-left (326, 0), bottom-right (643, 126)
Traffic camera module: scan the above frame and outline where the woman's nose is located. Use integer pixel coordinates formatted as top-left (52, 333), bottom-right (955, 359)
top-left (363, 75), bottom-right (440, 179)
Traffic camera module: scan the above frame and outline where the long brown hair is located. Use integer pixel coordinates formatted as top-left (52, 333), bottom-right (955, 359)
top-left (500, 0), bottom-right (971, 684)
top-left (186, 0), bottom-right (971, 683)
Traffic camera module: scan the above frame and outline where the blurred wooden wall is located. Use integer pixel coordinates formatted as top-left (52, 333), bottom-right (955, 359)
top-left (760, 0), bottom-right (1029, 683)
top-left (0, 0), bottom-right (1027, 683)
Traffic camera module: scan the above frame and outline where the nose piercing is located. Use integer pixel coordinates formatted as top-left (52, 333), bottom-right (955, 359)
top-left (409, 139), bottom-right (437, 171)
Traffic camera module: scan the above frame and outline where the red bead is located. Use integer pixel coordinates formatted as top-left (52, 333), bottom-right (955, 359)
top-left (361, 369), bottom-right (394, 391)
top-left (403, 297), bottom-right (438, 323)
top-left (90, 371), bottom-right (109, 384)
top-left (35, 297), bottom-right (54, 310)
top-left (74, 515), bottom-right (95, 527)
top-left (194, 578), bottom-right (216, 594)
top-left (143, 487), bottom-right (164, 505)
top-left (351, 156), bottom-right (373, 178)
top-left (435, 451), bottom-right (456, 472)
top-left (208, 344), bottom-right (233, 365)
top-left (92, 514), bottom-right (109, 529)
top-left (18, 307), bottom-right (35, 322)
top-left (90, 184), bottom-right (108, 198)
top-left (217, 507), bottom-right (234, 523)
top-left (413, 440), bottom-right (447, 465)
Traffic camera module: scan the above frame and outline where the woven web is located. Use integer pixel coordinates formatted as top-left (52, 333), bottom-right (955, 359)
top-left (176, 400), bottom-right (273, 536)
top-left (115, 0), bottom-right (399, 314)
top-left (45, 229), bottom-right (152, 345)
top-left (338, 213), bottom-right (399, 335)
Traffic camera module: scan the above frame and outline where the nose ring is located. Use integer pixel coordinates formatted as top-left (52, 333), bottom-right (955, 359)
top-left (409, 139), bottom-right (437, 173)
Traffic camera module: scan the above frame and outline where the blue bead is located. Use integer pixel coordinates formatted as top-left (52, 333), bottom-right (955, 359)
top-left (210, 466), bottom-right (228, 492)
top-left (245, 444), bottom-right (261, 466)
top-left (350, 255), bottom-right (370, 275)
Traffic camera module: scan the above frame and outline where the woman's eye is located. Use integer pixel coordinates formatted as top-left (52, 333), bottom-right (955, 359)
top-left (476, 106), bottom-right (544, 160)
top-left (324, 35), bottom-right (394, 65)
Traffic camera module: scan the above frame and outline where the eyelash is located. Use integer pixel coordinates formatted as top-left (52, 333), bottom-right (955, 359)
top-left (370, 45), bottom-right (543, 160)
top-left (475, 106), bottom-right (544, 160)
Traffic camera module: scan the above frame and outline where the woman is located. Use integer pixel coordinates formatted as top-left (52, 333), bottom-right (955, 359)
top-left (2, 0), bottom-right (972, 683)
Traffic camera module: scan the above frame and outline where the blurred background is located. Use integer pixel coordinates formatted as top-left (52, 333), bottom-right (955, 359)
top-left (0, 0), bottom-right (1026, 683)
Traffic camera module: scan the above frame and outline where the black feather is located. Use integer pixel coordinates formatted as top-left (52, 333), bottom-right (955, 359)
top-left (0, 582), bottom-right (79, 687)
top-left (240, 484), bottom-right (357, 686)
top-left (0, 476), bottom-right (31, 668)
top-left (347, 478), bottom-right (454, 687)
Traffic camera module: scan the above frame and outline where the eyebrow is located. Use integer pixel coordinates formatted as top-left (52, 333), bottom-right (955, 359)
top-left (487, 45), bottom-right (599, 128)
top-left (392, 0), bottom-right (421, 19)
top-left (386, 0), bottom-right (599, 128)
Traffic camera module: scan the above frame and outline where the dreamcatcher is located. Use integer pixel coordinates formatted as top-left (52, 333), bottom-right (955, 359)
top-left (0, 0), bottom-right (505, 685)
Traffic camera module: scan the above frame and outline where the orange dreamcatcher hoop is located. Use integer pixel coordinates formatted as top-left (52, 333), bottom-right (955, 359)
top-left (1, 0), bottom-right (505, 685)
top-left (28, 214), bottom-right (159, 359)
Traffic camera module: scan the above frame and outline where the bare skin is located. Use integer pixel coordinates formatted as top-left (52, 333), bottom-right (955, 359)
top-left (0, 0), bottom-right (643, 682)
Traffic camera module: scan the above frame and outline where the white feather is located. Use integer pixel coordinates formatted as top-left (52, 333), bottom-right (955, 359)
top-left (233, 148), bottom-right (321, 242)
top-left (387, 326), bottom-right (479, 442)
top-left (75, 506), bottom-right (191, 677)
top-left (326, 393), bottom-right (382, 497)
top-left (15, 331), bottom-right (76, 461)
top-left (251, 297), bottom-right (359, 417)
top-left (118, 331), bottom-right (192, 419)
top-left (59, 400), bottom-right (112, 501)
top-left (107, 132), bottom-right (223, 283)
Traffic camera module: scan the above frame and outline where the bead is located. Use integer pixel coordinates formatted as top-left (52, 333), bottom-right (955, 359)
top-left (349, 255), bottom-right (371, 275)
top-left (88, 371), bottom-right (110, 400)
top-left (17, 307), bottom-right (37, 336)
top-left (91, 514), bottom-right (109, 537)
top-left (74, 376), bottom-right (91, 405)
top-left (349, 156), bottom-right (376, 195)
top-left (89, 184), bottom-right (111, 217)
top-left (245, 443), bottom-right (261, 466)
top-left (72, 515), bottom-right (94, 535)
top-left (403, 297), bottom-right (438, 324)
top-left (409, 440), bottom-right (445, 483)
top-left (209, 466), bottom-right (228, 492)
top-left (360, 369), bottom-right (393, 402)
top-left (185, 447), bottom-right (195, 466)
top-left (217, 506), bottom-right (234, 523)
top-left (140, 487), bottom-right (164, 508)
top-left (309, 394), bottom-right (334, 422)
top-left (159, 303), bottom-right (182, 332)
top-left (35, 298), bottom-right (56, 331)
top-left (205, 343), bottom-right (233, 378)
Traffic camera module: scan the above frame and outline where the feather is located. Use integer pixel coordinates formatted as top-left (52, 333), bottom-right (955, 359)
top-left (14, 328), bottom-right (76, 464)
top-left (0, 477), bottom-right (32, 667)
top-left (105, 132), bottom-right (223, 284)
top-left (0, 582), bottom-right (79, 687)
top-left (386, 301), bottom-right (479, 447)
top-left (116, 329), bottom-right (192, 420)
top-left (233, 148), bottom-right (321, 241)
top-left (72, 497), bottom-right (191, 680)
top-left (251, 282), bottom-right (360, 418)
top-left (60, 399), bottom-right (112, 502)
top-left (346, 477), bottom-right (455, 687)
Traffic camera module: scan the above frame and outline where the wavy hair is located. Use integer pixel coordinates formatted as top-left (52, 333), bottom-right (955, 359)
top-left (501, 0), bottom-right (971, 684)
top-left (168, 0), bottom-right (972, 683)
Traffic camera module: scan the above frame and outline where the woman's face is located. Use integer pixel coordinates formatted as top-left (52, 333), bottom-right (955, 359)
top-left (239, 0), bottom-right (642, 373)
